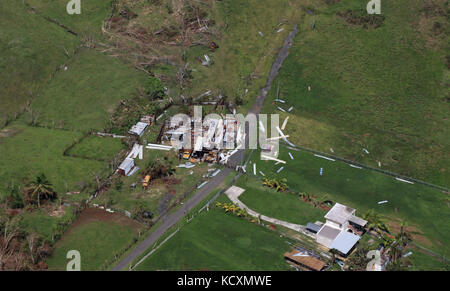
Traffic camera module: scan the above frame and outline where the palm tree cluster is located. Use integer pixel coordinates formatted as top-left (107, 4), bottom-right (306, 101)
top-left (363, 209), bottom-right (390, 235)
top-left (24, 174), bottom-right (57, 208)
top-left (215, 202), bottom-right (248, 217)
top-left (262, 177), bottom-right (288, 192)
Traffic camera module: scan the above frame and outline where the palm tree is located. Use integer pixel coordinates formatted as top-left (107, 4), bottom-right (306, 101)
top-left (364, 209), bottom-right (390, 235)
top-left (25, 174), bottom-right (56, 208)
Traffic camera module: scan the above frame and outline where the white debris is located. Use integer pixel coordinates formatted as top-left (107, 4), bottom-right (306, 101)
top-left (261, 155), bottom-right (286, 164)
top-left (253, 163), bottom-right (257, 175)
top-left (277, 167), bottom-right (284, 173)
top-left (395, 178), bottom-right (414, 185)
top-left (259, 171), bottom-right (265, 176)
top-left (281, 116), bottom-right (289, 130)
top-left (378, 200), bottom-right (388, 205)
top-left (258, 31), bottom-right (264, 37)
top-left (211, 169), bottom-right (221, 177)
top-left (403, 252), bottom-right (413, 258)
top-left (188, 170), bottom-right (194, 175)
top-left (288, 152), bottom-right (294, 160)
top-left (277, 28), bottom-right (284, 33)
top-left (197, 181), bottom-right (208, 189)
top-left (320, 168), bottom-right (323, 176)
top-left (330, 148), bottom-right (334, 153)
top-left (275, 99), bottom-right (286, 103)
top-left (349, 164), bottom-right (362, 169)
top-left (288, 106), bottom-right (293, 112)
top-left (363, 148), bottom-right (370, 154)
top-left (277, 106), bottom-right (286, 112)
top-left (314, 154), bottom-right (336, 162)
top-left (378, 161), bottom-right (381, 167)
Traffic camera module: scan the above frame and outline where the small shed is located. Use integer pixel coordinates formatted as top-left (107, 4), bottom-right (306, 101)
top-left (129, 122), bottom-right (148, 137)
top-left (284, 249), bottom-right (326, 271)
top-left (306, 222), bottom-right (322, 234)
top-left (118, 158), bottom-right (135, 176)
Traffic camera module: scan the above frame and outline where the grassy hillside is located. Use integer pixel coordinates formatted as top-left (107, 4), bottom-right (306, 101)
top-left (263, 0), bottom-right (449, 186)
top-left (136, 196), bottom-right (293, 271)
top-left (0, 0), bottom-right (79, 126)
top-left (0, 123), bottom-right (108, 196)
top-left (250, 146), bottom-right (450, 259)
top-left (28, 49), bottom-right (148, 133)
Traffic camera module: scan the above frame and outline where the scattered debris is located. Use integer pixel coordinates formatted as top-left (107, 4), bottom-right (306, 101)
top-left (258, 31), bottom-right (264, 37)
top-left (261, 155), bottom-right (286, 164)
top-left (197, 181), bottom-right (208, 189)
top-left (281, 116), bottom-right (289, 130)
top-left (403, 251), bottom-right (413, 258)
top-left (253, 163), bottom-right (257, 175)
top-left (395, 177), bottom-right (414, 184)
top-left (363, 148), bottom-right (370, 154)
top-left (287, 106), bottom-right (294, 112)
top-left (277, 166), bottom-right (284, 173)
top-left (330, 148), bottom-right (334, 153)
top-left (146, 143), bottom-right (173, 151)
top-left (275, 99), bottom-right (286, 103)
top-left (314, 154), bottom-right (336, 162)
top-left (378, 161), bottom-right (381, 167)
top-left (320, 168), bottom-right (323, 176)
top-left (277, 28), bottom-right (284, 33)
top-left (277, 106), bottom-right (286, 112)
top-left (349, 164), bottom-right (362, 169)
top-left (378, 200), bottom-right (388, 205)
top-left (259, 171), bottom-right (265, 176)
top-left (288, 152), bottom-right (294, 160)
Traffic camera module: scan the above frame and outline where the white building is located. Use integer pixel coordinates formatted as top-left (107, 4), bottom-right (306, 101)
top-left (315, 203), bottom-right (367, 256)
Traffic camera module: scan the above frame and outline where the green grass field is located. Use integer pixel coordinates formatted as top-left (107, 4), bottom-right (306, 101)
top-left (28, 48), bottom-right (148, 133)
top-left (262, 0), bottom-right (449, 186)
top-left (250, 146), bottom-right (450, 259)
top-left (136, 196), bottom-right (293, 271)
top-left (236, 176), bottom-right (326, 225)
top-left (0, 0), bottom-right (79, 125)
top-left (0, 123), bottom-right (107, 196)
top-left (46, 220), bottom-right (138, 270)
top-left (66, 135), bottom-right (125, 161)
top-left (184, 0), bottom-right (304, 105)
top-left (25, 0), bottom-right (112, 37)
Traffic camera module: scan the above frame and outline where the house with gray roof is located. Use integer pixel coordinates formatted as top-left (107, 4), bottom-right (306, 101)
top-left (315, 203), bottom-right (367, 256)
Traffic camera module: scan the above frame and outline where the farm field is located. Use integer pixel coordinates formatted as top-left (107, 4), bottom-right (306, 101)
top-left (0, 0), bottom-right (79, 125)
top-left (262, 0), bottom-right (449, 186)
top-left (24, 0), bottom-right (112, 37)
top-left (236, 176), bottom-right (326, 225)
top-left (249, 146), bottom-right (450, 260)
top-left (66, 135), bottom-right (126, 161)
top-left (135, 196), bottom-right (293, 271)
top-left (0, 123), bottom-right (108, 196)
top-left (27, 48), bottom-right (148, 133)
top-left (46, 207), bottom-right (144, 270)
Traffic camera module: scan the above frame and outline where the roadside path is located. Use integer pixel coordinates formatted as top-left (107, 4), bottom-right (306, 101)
top-left (112, 167), bottom-right (232, 270)
top-left (224, 186), bottom-right (313, 238)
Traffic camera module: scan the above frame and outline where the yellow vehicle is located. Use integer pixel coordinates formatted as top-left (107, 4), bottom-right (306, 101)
top-left (182, 150), bottom-right (192, 159)
top-left (143, 175), bottom-right (151, 188)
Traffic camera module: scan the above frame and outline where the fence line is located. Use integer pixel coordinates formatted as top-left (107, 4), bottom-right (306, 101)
top-left (282, 142), bottom-right (449, 193)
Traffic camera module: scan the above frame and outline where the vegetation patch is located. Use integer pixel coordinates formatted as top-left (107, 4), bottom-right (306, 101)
top-left (136, 196), bottom-right (293, 271)
top-left (337, 9), bottom-right (385, 29)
